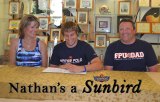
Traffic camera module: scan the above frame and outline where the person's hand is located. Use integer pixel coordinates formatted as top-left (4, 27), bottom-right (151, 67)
top-left (59, 63), bottom-right (84, 73)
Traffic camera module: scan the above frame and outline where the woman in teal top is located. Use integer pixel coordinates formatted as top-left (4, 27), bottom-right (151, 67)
top-left (9, 15), bottom-right (48, 67)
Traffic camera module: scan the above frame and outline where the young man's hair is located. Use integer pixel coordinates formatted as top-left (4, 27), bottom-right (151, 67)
top-left (119, 19), bottom-right (135, 29)
top-left (61, 21), bottom-right (78, 36)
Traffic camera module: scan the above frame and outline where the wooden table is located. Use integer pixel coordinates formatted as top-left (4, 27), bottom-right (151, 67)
top-left (0, 65), bottom-right (160, 102)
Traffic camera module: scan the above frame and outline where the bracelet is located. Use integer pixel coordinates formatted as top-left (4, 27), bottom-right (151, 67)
top-left (83, 65), bottom-right (87, 72)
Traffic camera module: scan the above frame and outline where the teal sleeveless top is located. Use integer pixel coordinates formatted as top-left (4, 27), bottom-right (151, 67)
top-left (16, 38), bottom-right (42, 67)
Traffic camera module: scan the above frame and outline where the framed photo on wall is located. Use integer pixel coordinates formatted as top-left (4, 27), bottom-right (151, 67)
top-left (136, 22), bottom-right (151, 33)
top-left (118, 1), bottom-right (131, 15)
top-left (117, 16), bottom-right (133, 32)
top-left (30, 0), bottom-right (49, 15)
top-left (20, 0), bottom-right (30, 14)
top-left (50, 28), bottom-right (61, 42)
top-left (8, 19), bottom-right (20, 30)
top-left (64, 0), bottom-right (77, 8)
top-left (109, 37), bottom-right (120, 44)
top-left (50, 17), bottom-right (62, 26)
top-left (77, 11), bottom-right (88, 24)
top-left (79, 33), bottom-right (88, 41)
top-left (151, 0), bottom-right (160, 7)
top-left (65, 16), bottom-right (75, 22)
top-left (7, 33), bottom-right (18, 45)
top-left (38, 17), bottom-right (49, 31)
top-left (36, 36), bottom-right (48, 45)
top-left (151, 23), bottom-right (160, 34)
top-left (95, 16), bottom-right (111, 33)
top-left (9, 1), bottom-right (20, 15)
top-left (95, 34), bottom-right (106, 48)
top-left (80, 0), bottom-right (93, 9)
top-left (138, 0), bottom-right (150, 7)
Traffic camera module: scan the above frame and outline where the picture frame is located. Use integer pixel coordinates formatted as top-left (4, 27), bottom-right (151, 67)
top-left (136, 22), bottom-right (151, 34)
top-left (77, 11), bottom-right (88, 24)
top-left (80, 0), bottom-right (93, 9)
top-left (118, 1), bottom-right (131, 15)
top-left (64, 0), bottom-right (77, 9)
top-left (9, 1), bottom-right (20, 15)
top-left (50, 28), bottom-right (61, 42)
top-left (65, 16), bottom-right (75, 22)
top-left (95, 34), bottom-right (107, 48)
top-left (151, 23), bottom-right (160, 34)
top-left (7, 33), bottom-right (18, 45)
top-left (79, 33), bottom-right (88, 41)
top-left (30, 0), bottom-right (49, 15)
top-left (36, 35), bottom-right (48, 45)
top-left (95, 16), bottom-right (111, 33)
top-left (20, 0), bottom-right (30, 14)
top-left (38, 17), bottom-right (49, 31)
top-left (8, 19), bottom-right (20, 30)
top-left (138, 0), bottom-right (150, 7)
top-left (117, 16), bottom-right (133, 32)
top-left (50, 17), bottom-right (62, 26)
top-left (151, 0), bottom-right (160, 7)
top-left (109, 37), bottom-right (120, 44)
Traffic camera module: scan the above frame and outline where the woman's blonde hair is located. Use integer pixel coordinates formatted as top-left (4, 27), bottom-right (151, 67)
top-left (19, 15), bottom-right (39, 39)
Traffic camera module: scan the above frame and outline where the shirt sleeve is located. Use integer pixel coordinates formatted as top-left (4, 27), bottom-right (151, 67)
top-left (146, 44), bottom-right (158, 67)
top-left (103, 44), bottom-right (114, 66)
top-left (85, 44), bottom-right (98, 62)
top-left (50, 46), bottom-right (60, 65)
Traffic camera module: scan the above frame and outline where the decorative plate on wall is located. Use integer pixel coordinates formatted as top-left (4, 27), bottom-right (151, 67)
top-left (99, 5), bottom-right (109, 14)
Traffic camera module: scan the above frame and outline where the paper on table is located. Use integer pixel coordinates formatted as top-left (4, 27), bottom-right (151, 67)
top-left (43, 67), bottom-right (86, 74)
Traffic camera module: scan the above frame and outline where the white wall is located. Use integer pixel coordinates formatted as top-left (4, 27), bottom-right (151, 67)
top-left (0, 0), bottom-right (13, 55)
top-left (0, 0), bottom-right (6, 55)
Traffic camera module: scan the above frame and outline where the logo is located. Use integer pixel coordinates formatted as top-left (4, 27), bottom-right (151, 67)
top-left (94, 74), bottom-right (110, 82)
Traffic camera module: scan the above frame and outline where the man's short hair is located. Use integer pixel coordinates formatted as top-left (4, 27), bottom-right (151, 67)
top-left (61, 21), bottom-right (78, 36)
top-left (119, 19), bottom-right (135, 29)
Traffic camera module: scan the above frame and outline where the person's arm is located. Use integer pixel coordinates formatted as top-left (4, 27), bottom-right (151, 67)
top-left (103, 44), bottom-right (114, 71)
top-left (85, 57), bottom-right (103, 71)
top-left (104, 66), bottom-right (113, 70)
top-left (39, 41), bottom-right (48, 67)
top-left (148, 64), bottom-right (158, 72)
top-left (146, 43), bottom-right (158, 72)
top-left (82, 43), bottom-right (103, 71)
top-left (9, 38), bottom-right (18, 65)
top-left (59, 57), bottom-right (103, 73)
top-left (50, 64), bottom-right (59, 67)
